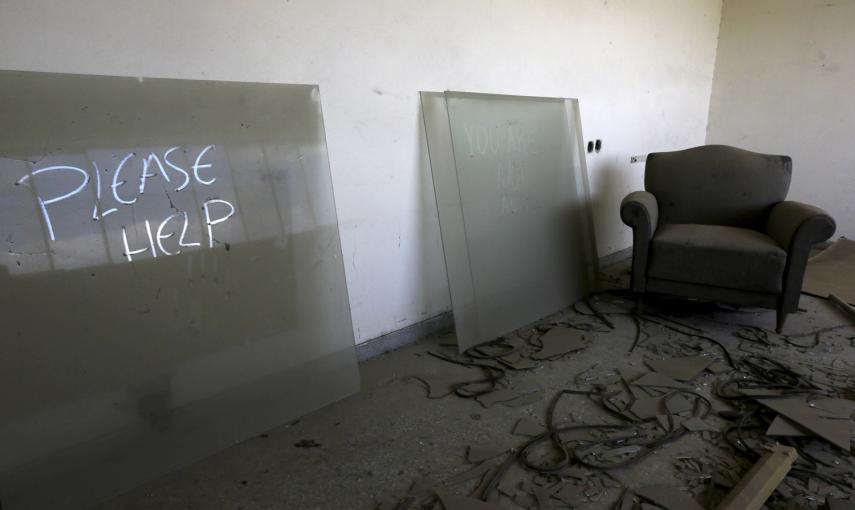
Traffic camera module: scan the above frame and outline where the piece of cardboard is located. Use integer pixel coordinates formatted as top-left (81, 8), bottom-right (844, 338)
top-left (766, 415), bottom-right (812, 437)
top-left (499, 354), bottom-right (540, 370)
top-left (627, 382), bottom-right (650, 400)
top-left (530, 327), bottom-right (587, 360)
top-left (631, 397), bottom-right (663, 420)
top-left (666, 394), bottom-right (694, 414)
top-left (810, 398), bottom-right (855, 419)
top-left (757, 398), bottom-right (852, 451)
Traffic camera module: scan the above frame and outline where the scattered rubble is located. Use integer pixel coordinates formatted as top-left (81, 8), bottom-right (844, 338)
top-left (387, 291), bottom-right (855, 510)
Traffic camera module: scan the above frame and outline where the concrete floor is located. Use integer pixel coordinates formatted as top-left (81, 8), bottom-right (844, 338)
top-left (97, 261), bottom-right (855, 509)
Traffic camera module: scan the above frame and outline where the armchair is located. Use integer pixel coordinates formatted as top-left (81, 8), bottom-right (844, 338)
top-left (620, 145), bottom-right (835, 333)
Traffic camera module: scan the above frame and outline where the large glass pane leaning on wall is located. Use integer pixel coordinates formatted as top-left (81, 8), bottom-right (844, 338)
top-left (0, 70), bottom-right (358, 509)
top-left (421, 91), bottom-right (597, 352)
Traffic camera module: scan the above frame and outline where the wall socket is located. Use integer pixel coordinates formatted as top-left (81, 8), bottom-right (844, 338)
top-left (630, 154), bottom-right (647, 164)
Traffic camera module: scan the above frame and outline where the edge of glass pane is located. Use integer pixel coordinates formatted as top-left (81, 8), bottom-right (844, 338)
top-left (444, 90), bottom-right (568, 103)
top-left (419, 92), bottom-right (482, 347)
top-left (563, 98), bottom-right (601, 291)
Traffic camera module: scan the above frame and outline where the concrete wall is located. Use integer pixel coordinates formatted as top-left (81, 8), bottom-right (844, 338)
top-left (0, 0), bottom-right (723, 343)
top-left (707, 0), bottom-right (855, 239)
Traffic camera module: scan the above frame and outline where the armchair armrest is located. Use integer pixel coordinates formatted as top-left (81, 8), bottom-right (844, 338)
top-left (766, 201), bottom-right (836, 313)
top-left (620, 191), bottom-right (659, 235)
top-left (620, 191), bottom-right (659, 292)
top-left (767, 201), bottom-right (835, 250)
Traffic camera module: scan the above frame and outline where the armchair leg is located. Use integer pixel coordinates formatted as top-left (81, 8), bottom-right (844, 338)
top-left (776, 309), bottom-right (788, 334)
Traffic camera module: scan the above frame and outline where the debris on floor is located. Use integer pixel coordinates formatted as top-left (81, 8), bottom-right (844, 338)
top-left (385, 288), bottom-right (855, 510)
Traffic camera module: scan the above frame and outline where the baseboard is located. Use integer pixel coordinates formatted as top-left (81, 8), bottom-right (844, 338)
top-left (355, 312), bottom-right (454, 362)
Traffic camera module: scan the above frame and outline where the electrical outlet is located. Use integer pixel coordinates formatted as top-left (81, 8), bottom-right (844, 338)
top-left (630, 155), bottom-right (647, 164)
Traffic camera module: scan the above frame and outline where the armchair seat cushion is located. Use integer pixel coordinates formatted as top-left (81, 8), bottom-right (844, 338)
top-left (648, 224), bottom-right (787, 293)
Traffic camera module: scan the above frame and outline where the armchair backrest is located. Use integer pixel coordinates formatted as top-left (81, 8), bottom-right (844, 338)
top-left (645, 145), bottom-right (792, 230)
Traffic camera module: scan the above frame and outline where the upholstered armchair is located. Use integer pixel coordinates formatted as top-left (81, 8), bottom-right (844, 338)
top-left (620, 145), bottom-right (835, 333)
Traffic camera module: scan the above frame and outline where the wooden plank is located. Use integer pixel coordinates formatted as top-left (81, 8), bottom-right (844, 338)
top-left (715, 445), bottom-right (797, 510)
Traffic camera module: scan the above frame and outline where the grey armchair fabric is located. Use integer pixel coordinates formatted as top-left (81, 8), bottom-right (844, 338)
top-left (621, 145), bottom-right (835, 332)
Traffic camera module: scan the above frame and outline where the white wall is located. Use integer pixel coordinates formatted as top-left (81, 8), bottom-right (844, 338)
top-left (707, 0), bottom-right (855, 239)
top-left (0, 0), bottom-right (722, 343)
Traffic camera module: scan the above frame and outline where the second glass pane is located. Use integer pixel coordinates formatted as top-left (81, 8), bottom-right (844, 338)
top-left (426, 91), bottom-right (597, 351)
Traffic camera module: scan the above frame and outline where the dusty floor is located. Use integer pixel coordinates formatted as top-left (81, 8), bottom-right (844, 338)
top-left (98, 260), bottom-right (855, 510)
